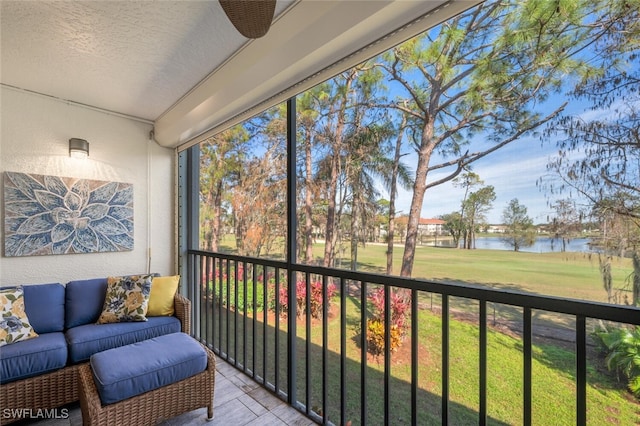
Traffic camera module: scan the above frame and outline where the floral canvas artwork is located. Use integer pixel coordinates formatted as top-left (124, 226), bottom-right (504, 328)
top-left (3, 172), bottom-right (133, 257)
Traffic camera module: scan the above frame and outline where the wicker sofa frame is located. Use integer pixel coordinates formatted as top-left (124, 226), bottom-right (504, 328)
top-left (78, 342), bottom-right (215, 426)
top-left (0, 293), bottom-right (191, 424)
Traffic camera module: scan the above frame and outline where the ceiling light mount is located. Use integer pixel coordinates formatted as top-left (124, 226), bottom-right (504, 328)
top-left (219, 0), bottom-right (276, 39)
top-left (69, 138), bottom-right (89, 159)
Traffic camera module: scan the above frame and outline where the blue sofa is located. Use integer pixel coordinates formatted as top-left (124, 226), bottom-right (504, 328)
top-left (0, 278), bottom-right (190, 422)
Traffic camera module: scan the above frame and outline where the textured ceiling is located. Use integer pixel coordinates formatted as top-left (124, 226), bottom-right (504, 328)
top-left (0, 0), bottom-right (291, 121)
top-left (1, 0), bottom-right (476, 147)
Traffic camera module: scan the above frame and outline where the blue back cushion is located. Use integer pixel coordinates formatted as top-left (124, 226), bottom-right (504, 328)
top-left (23, 283), bottom-right (66, 333)
top-left (65, 278), bottom-right (107, 329)
top-left (0, 284), bottom-right (65, 334)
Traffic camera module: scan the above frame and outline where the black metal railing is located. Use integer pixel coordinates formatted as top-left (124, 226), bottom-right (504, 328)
top-left (186, 249), bottom-right (639, 425)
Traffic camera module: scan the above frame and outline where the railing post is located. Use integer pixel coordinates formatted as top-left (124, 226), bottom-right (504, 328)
top-left (384, 285), bottom-right (391, 425)
top-left (340, 277), bottom-right (347, 426)
top-left (576, 315), bottom-right (587, 426)
top-left (286, 97), bottom-right (298, 405)
top-left (442, 295), bottom-right (449, 424)
top-left (411, 288), bottom-right (418, 426)
top-left (524, 307), bottom-right (532, 426)
top-left (361, 280), bottom-right (368, 424)
top-left (479, 300), bottom-right (487, 426)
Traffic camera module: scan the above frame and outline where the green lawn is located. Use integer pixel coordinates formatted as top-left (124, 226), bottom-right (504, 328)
top-left (345, 242), bottom-right (633, 303)
top-left (206, 296), bottom-right (639, 425)
top-left (221, 235), bottom-right (634, 302)
top-left (207, 238), bottom-right (638, 424)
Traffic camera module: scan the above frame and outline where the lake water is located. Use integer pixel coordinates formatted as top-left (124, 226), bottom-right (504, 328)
top-left (475, 237), bottom-right (593, 253)
top-left (433, 237), bottom-right (593, 253)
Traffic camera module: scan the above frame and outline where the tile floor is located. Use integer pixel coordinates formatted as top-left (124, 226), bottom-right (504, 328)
top-left (13, 357), bottom-right (315, 426)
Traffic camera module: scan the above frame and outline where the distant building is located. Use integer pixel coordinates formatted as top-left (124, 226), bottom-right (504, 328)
top-left (487, 224), bottom-right (508, 233)
top-left (418, 218), bottom-right (446, 235)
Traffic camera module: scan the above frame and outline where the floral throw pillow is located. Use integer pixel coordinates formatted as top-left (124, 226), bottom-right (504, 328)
top-left (96, 275), bottom-right (153, 324)
top-left (0, 287), bottom-right (39, 347)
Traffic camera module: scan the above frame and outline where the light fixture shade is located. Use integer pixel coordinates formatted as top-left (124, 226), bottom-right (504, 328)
top-left (69, 138), bottom-right (89, 159)
top-left (219, 0), bottom-right (276, 39)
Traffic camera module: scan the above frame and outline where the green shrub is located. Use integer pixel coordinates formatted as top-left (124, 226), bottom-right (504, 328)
top-left (207, 279), bottom-right (265, 313)
top-left (593, 325), bottom-right (640, 399)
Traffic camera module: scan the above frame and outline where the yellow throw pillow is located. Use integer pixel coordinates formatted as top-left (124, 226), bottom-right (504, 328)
top-left (147, 275), bottom-right (180, 316)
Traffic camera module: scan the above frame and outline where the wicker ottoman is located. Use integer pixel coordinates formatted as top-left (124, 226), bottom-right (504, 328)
top-left (78, 333), bottom-right (215, 426)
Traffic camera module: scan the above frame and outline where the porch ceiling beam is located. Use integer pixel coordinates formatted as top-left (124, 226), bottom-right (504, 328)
top-left (154, 0), bottom-right (481, 150)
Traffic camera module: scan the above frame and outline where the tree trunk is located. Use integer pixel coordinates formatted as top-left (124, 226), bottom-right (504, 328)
top-left (322, 146), bottom-right (340, 268)
top-left (322, 75), bottom-right (351, 268)
top-left (235, 215), bottom-right (245, 254)
top-left (350, 204), bottom-right (359, 271)
top-left (203, 221), bottom-right (212, 251)
top-left (401, 124), bottom-right (434, 277)
top-left (211, 181), bottom-right (222, 252)
top-left (466, 218), bottom-right (475, 249)
top-left (387, 118), bottom-right (405, 275)
top-left (304, 131), bottom-right (314, 263)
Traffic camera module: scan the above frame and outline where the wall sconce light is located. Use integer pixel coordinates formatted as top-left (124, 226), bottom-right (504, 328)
top-left (69, 138), bottom-right (89, 159)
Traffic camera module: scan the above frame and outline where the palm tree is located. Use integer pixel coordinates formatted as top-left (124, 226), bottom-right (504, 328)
top-left (343, 122), bottom-right (395, 270)
top-left (313, 63), bottom-right (387, 268)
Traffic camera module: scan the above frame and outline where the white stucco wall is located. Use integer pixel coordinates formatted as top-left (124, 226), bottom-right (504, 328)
top-left (0, 86), bottom-right (175, 286)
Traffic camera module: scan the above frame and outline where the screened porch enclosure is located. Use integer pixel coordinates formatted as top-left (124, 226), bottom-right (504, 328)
top-left (177, 1), bottom-right (640, 423)
top-left (182, 249), bottom-right (639, 425)
top-left (179, 133), bottom-right (639, 423)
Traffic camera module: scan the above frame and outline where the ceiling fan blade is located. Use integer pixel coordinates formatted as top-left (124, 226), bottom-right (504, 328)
top-left (219, 0), bottom-right (276, 39)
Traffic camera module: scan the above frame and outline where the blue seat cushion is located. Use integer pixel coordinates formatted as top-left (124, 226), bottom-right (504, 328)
top-left (0, 283), bottom-right (65, 333)
top-left (90, 332), bottom-right (207, 405)
top-left (65, 278), bottom-right (107, 329)
top-left (0, 332), bottom-right (67, 384)
top-left (66, 316), bottom-right (181, 363)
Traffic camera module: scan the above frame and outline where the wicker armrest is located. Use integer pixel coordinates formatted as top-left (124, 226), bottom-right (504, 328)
top-left (173, 293), bottom-right (191, 335)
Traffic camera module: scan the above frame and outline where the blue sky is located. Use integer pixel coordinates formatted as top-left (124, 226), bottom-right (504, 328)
top-left (394, 137), bottom-right (564, 224)
top-left (387, 91), bottom-right (599, 224)
top-left (369, 1), bottom-right (639, 226)
top-left (288, 1), bottom-right (637, 226)
top-left (391, 95), bottom-right (635, 224)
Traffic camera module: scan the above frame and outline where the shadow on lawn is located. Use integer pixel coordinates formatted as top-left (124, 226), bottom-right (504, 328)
top-left (200, 302), bottom-right (511, 426)
top-left (195, 256), bottom-right (637, 421)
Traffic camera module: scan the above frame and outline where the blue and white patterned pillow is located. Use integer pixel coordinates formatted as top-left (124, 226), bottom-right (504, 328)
top-left (0, 286), bottom-right (38, 346)
top-left (96, 275), bottom-right (153, 324)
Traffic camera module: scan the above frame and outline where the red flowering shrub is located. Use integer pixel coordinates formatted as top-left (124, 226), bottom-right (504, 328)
top-left (366, 288), bottom-right (411, 355)
top-left (272, 280), bottom-right (337, 318)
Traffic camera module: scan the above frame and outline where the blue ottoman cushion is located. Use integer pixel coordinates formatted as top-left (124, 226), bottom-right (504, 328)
top-left (90, 332), bottom-right (207, 405)
top-left (0, 332), bottom-right (68, 383)
top-left (66, 316), bottom-right (181, 363)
